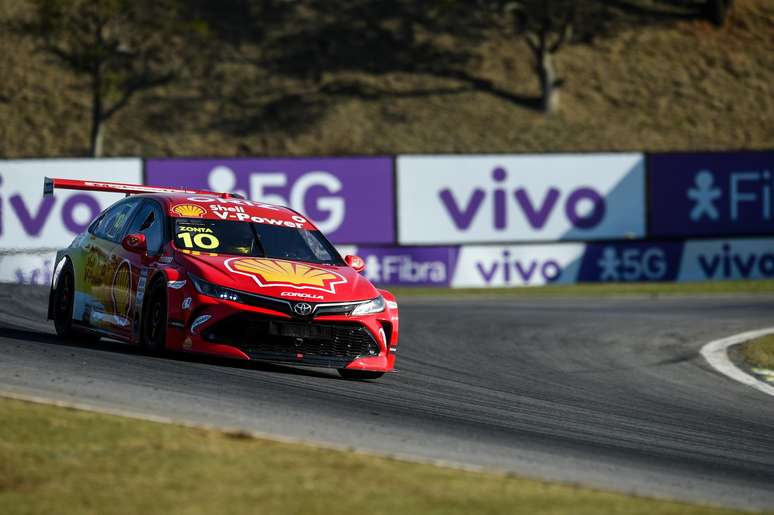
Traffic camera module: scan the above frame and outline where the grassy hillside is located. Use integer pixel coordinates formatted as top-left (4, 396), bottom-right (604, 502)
top-left (0, 0), bottom-right (772, 158)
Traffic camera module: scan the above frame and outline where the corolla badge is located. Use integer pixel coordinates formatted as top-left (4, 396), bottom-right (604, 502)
top-left (225, 258), bottom-right (347, 294)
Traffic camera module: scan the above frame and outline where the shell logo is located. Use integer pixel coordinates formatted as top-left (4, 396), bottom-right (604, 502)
top-left (225, 258), bottom-right (347, 294)
top-left (111, 260), bottom-right (132, 319)
top-left (171, 204), bottom-right (207, 217)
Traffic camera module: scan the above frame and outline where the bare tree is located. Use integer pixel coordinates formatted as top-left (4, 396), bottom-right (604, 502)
top-left (20, 0), bottom-right (199, 156)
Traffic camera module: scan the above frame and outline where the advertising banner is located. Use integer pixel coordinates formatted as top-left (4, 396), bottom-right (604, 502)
top-left (451, 244), bottom-right (586, 287)
top-left (0, 159), bottom-right (143, 251)
top-left (577, 241), bottom-right (684, 282)
top-left (397, 154), bottom-right (645, 244)
top-left (649, 152), bottom-right (774, 237)
top-left (0, 251), bottom-right (56, 285)
top-left (678, 238), bottom-right (774, 281)
top-left (351, 246), bottom-right (458, 287)
top-left (146, 158), bottom-right (395, 244)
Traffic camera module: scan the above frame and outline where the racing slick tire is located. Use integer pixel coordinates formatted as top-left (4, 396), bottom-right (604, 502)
top-left (337, 369), bottom-right (384, 380)
top-left (141, 279), bottom-right (167, 353)
top-left (52, 261), bottom-right (100, 344)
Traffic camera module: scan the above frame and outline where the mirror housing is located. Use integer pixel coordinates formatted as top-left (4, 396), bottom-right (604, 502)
top-left (345, 254), bottom-right (366, 273)
top-left (122, 233), bottom-right (148, 255)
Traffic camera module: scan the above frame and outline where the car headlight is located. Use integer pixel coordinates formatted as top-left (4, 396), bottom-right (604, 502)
top-left (351, 295), bottom-right (385, 316)
top-left (189, 274), bottom-right (243, 303)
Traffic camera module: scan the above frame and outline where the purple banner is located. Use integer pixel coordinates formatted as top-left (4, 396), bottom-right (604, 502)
top-left (578, 241), bottom-right (684, 282)
top-left (649, 152), bottom-right (774, 237)
top-left (356, 246), bottom-right (459, 287)
top-left (145, 158), bottom-right (395, 244)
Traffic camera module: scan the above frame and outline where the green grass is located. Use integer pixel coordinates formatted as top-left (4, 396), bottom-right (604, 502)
top-left (390, 280), bottom-right (774, 298)
top-left (0, 397), bottom-right (752, 515)
top-left (740, 334), bottom-right (774, 370)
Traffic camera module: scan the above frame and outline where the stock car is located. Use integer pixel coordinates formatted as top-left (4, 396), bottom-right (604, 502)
top-left (44, 178), bottom-right (398, 379)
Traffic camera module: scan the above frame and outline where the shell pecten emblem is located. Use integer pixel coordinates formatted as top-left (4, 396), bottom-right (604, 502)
top-left (171, 204), bottom-right (207, 218)
top-left (225, 258), bottom-right (346, 294)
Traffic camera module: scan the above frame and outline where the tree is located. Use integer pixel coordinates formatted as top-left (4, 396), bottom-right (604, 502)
top-left (20, 0), bottom-right (200, 156)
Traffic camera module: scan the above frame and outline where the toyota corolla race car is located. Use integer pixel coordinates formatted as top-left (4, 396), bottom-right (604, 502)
top-left (44, 178), bottom-right (398, 379)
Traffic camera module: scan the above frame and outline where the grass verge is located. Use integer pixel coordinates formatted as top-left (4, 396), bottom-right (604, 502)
top-left (740, 334), bottom-right (774, 370)
top-left (390, 280), bottom-right (774, 298)
top-left (0, 397), bottom-right (747, 515)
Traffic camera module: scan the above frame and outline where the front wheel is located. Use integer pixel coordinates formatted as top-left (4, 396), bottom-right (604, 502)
top-left (142, 280), bottom-right (167, 353)
top-left (338, 369), bottom-right (384, 380)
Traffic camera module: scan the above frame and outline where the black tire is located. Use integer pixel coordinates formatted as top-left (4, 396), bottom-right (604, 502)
top-left (337, 369), bottom-right (384, 380)
top-left (52, 262), bottom-right (101, 344)
top-left (141, 279), bottom-right (167, 353)
top-left (52, 261), bottom-right (75, 338)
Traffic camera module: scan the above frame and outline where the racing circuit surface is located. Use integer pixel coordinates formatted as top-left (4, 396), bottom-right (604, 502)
top-left (1, 284), bottom-right (773, 510)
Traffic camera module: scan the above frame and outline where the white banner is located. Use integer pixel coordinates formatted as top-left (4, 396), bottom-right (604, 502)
top-left (451, 244), bottom-right (585, 287)
top-left (0, 159), bottom-right (142, 251)
top-left (397, 154), bottom-right (645, 244)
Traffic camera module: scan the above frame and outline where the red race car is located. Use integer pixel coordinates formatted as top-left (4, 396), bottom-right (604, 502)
top-left (45, 178), bottom-right (398, 379)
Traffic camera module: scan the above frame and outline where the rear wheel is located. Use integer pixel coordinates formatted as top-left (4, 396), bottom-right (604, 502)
top-left (52, 262), bottom-right (100, 343)
top-left (338, 369), bottom-right (384, 380)
top-left (142, 279), bottom-right (167, 353)
top-left (52, 262), bottom-right (75, 337)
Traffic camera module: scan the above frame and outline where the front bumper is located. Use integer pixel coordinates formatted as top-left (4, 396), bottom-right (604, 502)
top-left (166, 289), bottom-right (397, 372)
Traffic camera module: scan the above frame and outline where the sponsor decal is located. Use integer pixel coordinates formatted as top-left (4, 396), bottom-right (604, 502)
top-left (281, 291), bottom-right (324, 300)
top-left (167, 280), bottom-right (187, 289)
top-left (182, 297), bottom-right (192, 310)
top-left (397, 154), bottom-right (644, 244)
top-left (145, 158), bottom-right (395, 244)
top-left (171, 204), bottom-right (207, 218)
top-left (111, 260), bottom-right (132, 319)
top-left (650, 152), bottom-right (774, 237)
top-left (226, 257), bottom-right (347, 293)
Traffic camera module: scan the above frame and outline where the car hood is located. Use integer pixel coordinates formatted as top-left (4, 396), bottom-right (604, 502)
top-left (176, 252), bottom-right (379, 303)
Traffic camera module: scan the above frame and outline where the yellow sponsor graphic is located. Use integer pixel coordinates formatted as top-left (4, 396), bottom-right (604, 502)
top-left (226, 258), bottom-right (346, 294)
top-left (171, 204), bottom-right (207, 218)
top-left (111, 260), bottom-right (132, 319)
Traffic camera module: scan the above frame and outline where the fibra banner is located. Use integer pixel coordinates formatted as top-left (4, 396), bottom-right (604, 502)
top-left (397, 154), bottom-right (645, 244)
top-left (649, 152), bottom-right (774, 237)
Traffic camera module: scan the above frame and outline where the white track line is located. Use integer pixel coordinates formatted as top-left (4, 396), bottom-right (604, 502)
top-left (700, 327), bottom-right (774, 398)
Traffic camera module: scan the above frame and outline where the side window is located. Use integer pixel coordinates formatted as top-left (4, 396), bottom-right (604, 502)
top-left (125, 201), bottom-right (166, 255)
top-left (94, 199), bottom-right (140, 243)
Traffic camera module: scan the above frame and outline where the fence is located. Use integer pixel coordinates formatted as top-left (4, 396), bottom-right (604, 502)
top-left (1, 151), bottom-right (771, 287)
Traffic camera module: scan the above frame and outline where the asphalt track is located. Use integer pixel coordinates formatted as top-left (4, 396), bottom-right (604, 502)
top-left (1, 285), bottom-right (773, 510)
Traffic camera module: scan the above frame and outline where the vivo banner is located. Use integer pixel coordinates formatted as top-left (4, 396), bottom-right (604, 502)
top-left (145, 158), bottom-right (395, 244)
top-left (678, 239), bottom-right (774, 281)
top-left (649, 152), bottom-right (774, 237)
top-left (397, 154), bottom-right (645, 244)
top-left (0, 159), bottom-right (142, 251)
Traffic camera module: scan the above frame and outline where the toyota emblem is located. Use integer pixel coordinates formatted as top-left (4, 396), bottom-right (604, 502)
top-left (293, 302), bottom-right (313, 317)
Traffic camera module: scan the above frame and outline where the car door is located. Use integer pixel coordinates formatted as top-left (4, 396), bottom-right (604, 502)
top-left (109, 199), bottom-right (167, 341)
top-left (87, 198), bottom-right (142, 333)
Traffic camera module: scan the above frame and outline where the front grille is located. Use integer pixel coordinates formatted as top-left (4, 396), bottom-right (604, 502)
top-left (202, 314), bottom-right (380, 367)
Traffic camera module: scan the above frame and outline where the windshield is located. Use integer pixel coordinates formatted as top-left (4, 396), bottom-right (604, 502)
top-left (173, 218), bottom-right (344, 265)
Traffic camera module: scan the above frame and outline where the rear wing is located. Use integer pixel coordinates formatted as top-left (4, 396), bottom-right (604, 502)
top-left (43, 177), bottom-right (243, 198)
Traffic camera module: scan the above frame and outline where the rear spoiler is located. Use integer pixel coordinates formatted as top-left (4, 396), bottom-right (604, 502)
top-left (43, 177), bottom-right (243, 199)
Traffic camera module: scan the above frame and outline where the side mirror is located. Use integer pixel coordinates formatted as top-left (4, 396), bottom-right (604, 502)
top-left (122, 233), bottom-right (147, 255)
top-left (345, 255), bottom-right (366, 273)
